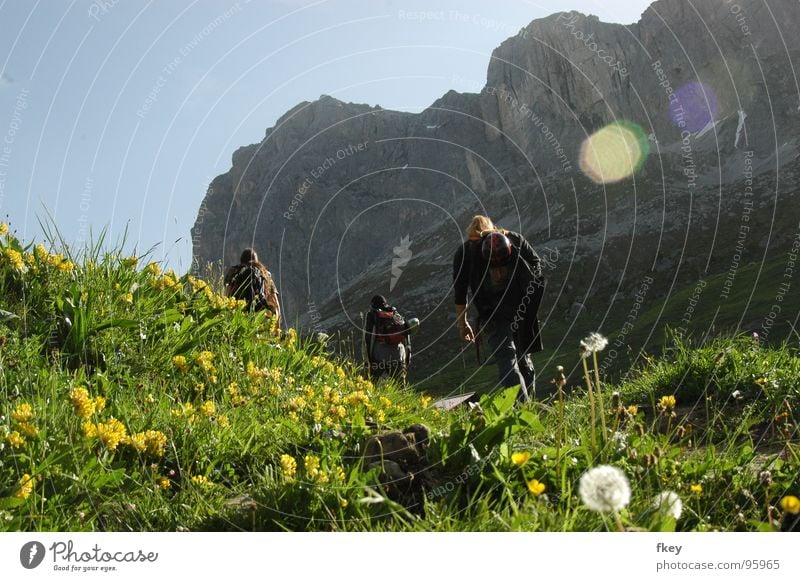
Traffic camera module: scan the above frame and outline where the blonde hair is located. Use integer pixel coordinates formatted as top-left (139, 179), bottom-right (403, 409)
top-left (466, 215), bottom-right (495, 239)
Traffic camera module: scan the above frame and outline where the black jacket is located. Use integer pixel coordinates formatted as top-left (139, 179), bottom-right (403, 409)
top-left (452, 230), bottom-right (544, 354)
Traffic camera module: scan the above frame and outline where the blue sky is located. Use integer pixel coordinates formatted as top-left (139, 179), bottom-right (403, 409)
top-left (0, 0), bottom-right (652, 270)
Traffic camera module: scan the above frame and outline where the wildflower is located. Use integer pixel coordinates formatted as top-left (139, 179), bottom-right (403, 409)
top-left (95, 418), bottom-right (127, 452)
top-left (122, 293), bottom-right (134, 304)
top-left (11, 403), bottom-right (34, 424)
top-left (653, 491), bottom-right (683, 520)
top-left (304, 454), bottom-right (321, 480)
top-left (16, 422), bottom-right (38, 438)
top-left (172, 355), bottom-right (188, 373)
top-left (194, 351), bottom-right (215, 373)
top-left (780, 495), bottom-right (800, 515)
top-left (93, 396), bottom-right (106, 412)
top-left (0, 222), bottom-right (7, 236)
top-left (580, 332), bottom-right (608, 356)
top-left (340, 499), bottom-right (349, 508)
top-left (578, 465), bottom-right (631, 513)
top-left (199, 401), bottom-right (216, 418)
top-left (144, 262), bottom-right (161, 277)
top-left (14, 474), bottom-right (34, 500)
top-left (333, 465), bottom-right (346, 482)
top-left (156, 476), bottom-right (171, 490)
top-left (125, 432), bottom-right (148, 453)
top-left (69, 387), bottom-right (96, 418)
top-left (690, 483), bottom-right (703, 495)
top-left (527, 479), bottom-right (546, 496)
top-left (121, 256), bottom-right (139, 268)
top-left (4, 248), bottom-right (25, 272)
top-left (626, 405), bottom-right (638, 417)
top-left (659, 395), bottom-right (677, 411)
top-left (81, 421), bottom-right (98, 438)
top-left (511, 452), bottom-right (531, 466)
top-left (420, 395), bottom-right (432, 407)
top-left (5, 431), bottom-right (25, 448)
top-left (56, 259), bottom-right (75, 273)
top-left (34, 243), bottom-right (48, 262)
top-left (217, 415), bottom-right (230, 428)
top-left (280, 454), bottom-right (297, 479)
top-left (191, 475), bottom-right (212, 487)
top-left (611, 431), bottom-right (628, 452)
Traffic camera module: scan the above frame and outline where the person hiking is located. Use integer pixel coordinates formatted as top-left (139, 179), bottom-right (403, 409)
top-left (363, 295), bottom-right (417, 385)
top-left (453, 215), bottom-right (544, 402)
top-left (224, 248), bottom-right (281, 326)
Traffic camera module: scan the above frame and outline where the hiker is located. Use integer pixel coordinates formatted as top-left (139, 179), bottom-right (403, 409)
top-left (224, 248), bottom-right (281, 325)
top-left (363, 295), bottom-right (417, 385)
top-left (452, 215), bottom-right (544, 402)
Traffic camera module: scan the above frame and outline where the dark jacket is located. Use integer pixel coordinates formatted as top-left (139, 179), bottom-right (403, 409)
top-left (363, 307), bottom-right (411, 364)
top-left (453, 230), bottom-right (544, 354)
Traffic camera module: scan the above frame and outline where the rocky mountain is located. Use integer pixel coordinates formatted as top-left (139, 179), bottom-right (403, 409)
top-left (192, 0), bottom-right (800, 383)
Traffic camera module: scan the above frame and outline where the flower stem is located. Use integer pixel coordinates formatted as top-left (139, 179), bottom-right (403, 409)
top-left (582, 355), bottom-right (597, 457)
top-left (592, 351), bottom-right (607, 448)
top-left (613, 510), bottom-right (625, 532)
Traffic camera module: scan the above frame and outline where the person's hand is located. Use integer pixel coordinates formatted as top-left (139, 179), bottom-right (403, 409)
top-left (459, 322), bottom-right (475, 343)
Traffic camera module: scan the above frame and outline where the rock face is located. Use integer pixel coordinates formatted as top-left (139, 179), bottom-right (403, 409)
top-left (192, 0), bottom-right (800, 378)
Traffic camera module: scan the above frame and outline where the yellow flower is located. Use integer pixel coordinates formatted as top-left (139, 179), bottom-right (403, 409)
top-left (280, 454), bottom-right (297, 479)
top-left (194, 351), bottom-right (215, 373)
top-left (81, 421), bottom-right (98, 438)
top-left (333, 465), bottom-right (346, 482)
top-left (626, 405), bottom-right (639, 416)
top-left (0, 222), bottom-right (8, 236)
top-left (95, 418), bottom-right (127, 451)
top-left (156, 476), bottom-right (171, 490)
top-left (121, 256), bottom-right (139, 268)
top-left (780, 495), bottom-right (800, 515)
top-left (69, 387), bottom-right (96, 418)
top-left (199, 400), bottom-right (216, 417)
top-left (304, 454), bottom-right (321, 479)
top-left (122, 292), bottom-right (133, 304)
top-left (659, 395), bottom-right (677, 411)
top-left (34, 243), bottom-right (48, 262)
top-left (191, 475), bottom-right (212, 487)
top-left (144, 430), bottom-right (167, 457)
top-left (511, 452), bottom-right (531, 466)
top-left (172, 355), bottom-right (188, 373)
top-left (14, 474), bottom-right (34, 499)
top-left (4, 248), bottom-right (24, 272)
top-left (93, 396), bottom-right (106, 412)
top-left (5, 430), bottom-right (25, 448)
top-left (145, 262), bottom-right (161, 277)
top-left (339, 499), bottom-right (348, 508)
top-left (217, 415), bottom-right (230, 428)
top-left (527, 479), bottom-right (546, 496)
top-left (11, 403), bottom-right (34, 423)
top-left (420, 395), bottom-right (432, 408)
top-left (124, 432), bottom-right (148, 453)
top-left (56, 259), bottom-right (75, 273)
top-left (690, 483), bottom-right (703, 495)
top-left (16, 422), bottom-right (38, 438)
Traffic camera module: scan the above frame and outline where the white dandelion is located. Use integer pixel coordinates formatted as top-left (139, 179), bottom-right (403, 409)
top-left (579, 465), bottom-right (631, 513)
top-left (653, 490), bottom-right (683, 520)
top-left (580, 332), bottom-right (609, 356)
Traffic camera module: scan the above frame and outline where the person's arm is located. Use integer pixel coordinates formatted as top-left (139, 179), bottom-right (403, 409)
top-left (453, 244), bottom-right (476, 341)
top-left (514, 234), bottom-right (543, 283)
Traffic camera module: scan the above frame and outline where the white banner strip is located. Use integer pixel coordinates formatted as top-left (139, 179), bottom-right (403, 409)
top-left (1, 532), bottom-right (798, 580)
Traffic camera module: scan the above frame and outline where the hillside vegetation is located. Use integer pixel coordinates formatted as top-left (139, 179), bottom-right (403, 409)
top-left (1, 224), bottom-right (798, 531)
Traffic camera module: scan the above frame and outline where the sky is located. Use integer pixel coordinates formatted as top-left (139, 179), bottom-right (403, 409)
top-left (0, 0), bottom-right (653, 271)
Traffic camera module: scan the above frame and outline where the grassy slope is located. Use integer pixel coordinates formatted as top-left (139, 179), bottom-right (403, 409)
top-left (1, 227), bottom-right (799, 532)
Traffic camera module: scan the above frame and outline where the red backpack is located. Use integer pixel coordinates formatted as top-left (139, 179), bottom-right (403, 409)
top-left (374, 308), bottom-right (407, 345)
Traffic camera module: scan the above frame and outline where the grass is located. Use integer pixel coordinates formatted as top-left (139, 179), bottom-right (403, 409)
top-left (1, 222), bottom-right (799, 532)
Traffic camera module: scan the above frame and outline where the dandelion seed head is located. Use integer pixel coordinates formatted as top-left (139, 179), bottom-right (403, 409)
top-left (578, 465), bottom-right (631, 513)
top-left (653, 490), bottom-right (683, 520)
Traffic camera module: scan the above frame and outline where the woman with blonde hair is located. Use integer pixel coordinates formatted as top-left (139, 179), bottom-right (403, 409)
top-left (453, 215), bottom-right (544, 402)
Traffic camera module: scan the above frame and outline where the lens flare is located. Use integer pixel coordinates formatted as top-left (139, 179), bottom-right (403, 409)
top-left (669, 82), bottom-right (718, 132)
top-left (579, 121), bottom-right (649, 184)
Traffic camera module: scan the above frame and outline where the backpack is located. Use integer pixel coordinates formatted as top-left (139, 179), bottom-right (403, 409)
top-left (373, 308), bottom-right (407, 345)
top-left (230, 264), bottom-right (275, 314)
